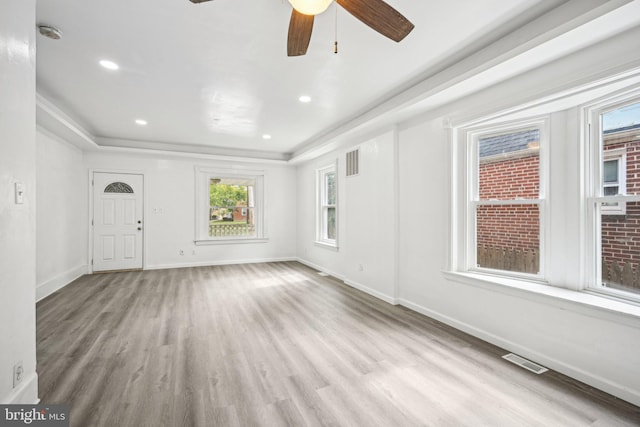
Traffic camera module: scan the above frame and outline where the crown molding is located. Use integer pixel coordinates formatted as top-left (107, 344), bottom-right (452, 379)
top-left (288, 0), bottom-right (635, 163)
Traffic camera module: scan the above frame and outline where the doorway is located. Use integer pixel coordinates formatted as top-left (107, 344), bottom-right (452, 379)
top-left (92, 172), bottom-right (144, 272)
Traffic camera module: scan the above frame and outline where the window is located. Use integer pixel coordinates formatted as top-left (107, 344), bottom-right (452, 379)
top-left (316, 164), bottom-right (337, 248)
top-left (450, 81), bottom-right (640, 308)
top-left (587, 98), bottom-right (640, 300)
top-left (463, 120), bottom-right (547, 278)
top-left (195, 167), bottom-right (265, 244)
top-left (209, 177), bottom-right (255, 237)
top-left (602, 148), bottom-right (626, 214)
top-left (104, 182), bottom-right (134, 193)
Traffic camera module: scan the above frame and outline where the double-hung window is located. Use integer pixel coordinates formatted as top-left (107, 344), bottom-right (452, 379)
top-left (452, 82), bottom-right (640, 307)
top-left (464, 119), bottom-right (547, 278)
top-left (195, 167), bottom-right (265, 244)
top-left (586, 97), bottom-right (640, 300)
top-left (316, 163), bottom-right (338, 248)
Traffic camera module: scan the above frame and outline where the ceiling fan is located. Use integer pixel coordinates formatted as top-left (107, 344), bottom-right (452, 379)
top-left (189, 0), bottom-right (414, 57)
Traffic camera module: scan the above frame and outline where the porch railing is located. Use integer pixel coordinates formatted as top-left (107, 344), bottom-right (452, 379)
top-left (209, 223), bottom-right (255, 237)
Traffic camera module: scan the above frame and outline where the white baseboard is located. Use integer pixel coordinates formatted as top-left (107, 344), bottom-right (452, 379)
top-left (295, 258), bottom-right (398, 305)
top-left (36, 265), bottom-right (88, 302)
top-left (1, 372), bottom-right (38, 404)
top-left (295, 257), bottom-right (346, 281)
top-left (146, 257), bottom-right (297, 271)
top-left (343, 279), bottom-right (398, 305)
top-left (397, 298), bottom-right (640, 407)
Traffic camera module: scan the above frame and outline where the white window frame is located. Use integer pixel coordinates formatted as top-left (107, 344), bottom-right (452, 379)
top-left (315, 162), bottom-right (338, 250)
top-left (447, 78), bottom-right (640, 315)
top-left (585, 91), bottom-right (640, 303)
top-left (458, 117), bottom-right (549, 281)
top-left (601, 148), bottom-right (627, 215)
top-left (194, 166), bottom-right (266, 245)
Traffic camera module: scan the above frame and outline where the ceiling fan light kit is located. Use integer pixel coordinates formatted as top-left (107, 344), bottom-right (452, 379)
top-left (288, 0), bottom-right (333, 16)
top-left (188, 0), bottom-right (414, 57)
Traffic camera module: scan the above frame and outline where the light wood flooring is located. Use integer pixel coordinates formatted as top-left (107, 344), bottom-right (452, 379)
top-left (37, 261), bottom-right (640, 426)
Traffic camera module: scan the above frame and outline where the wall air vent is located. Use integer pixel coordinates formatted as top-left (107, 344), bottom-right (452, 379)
top-left (346, 149), bottom-right (359, 177)
top-left (502, 353), bottom-right (548, 374)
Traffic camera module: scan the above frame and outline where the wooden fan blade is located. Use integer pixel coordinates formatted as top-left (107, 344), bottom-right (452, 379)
top-left (336, 0), bottom-right (414, 42)
top-left (288, 9), bottom-right (314, 57)
top-left (189, 0), bottom-right (213, 3)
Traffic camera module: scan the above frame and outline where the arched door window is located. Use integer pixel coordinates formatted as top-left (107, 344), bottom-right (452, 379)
top-left (104, 182), bottom-right (134, 194)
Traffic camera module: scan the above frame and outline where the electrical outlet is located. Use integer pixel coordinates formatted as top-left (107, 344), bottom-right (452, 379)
top-left (179, 249), bottom-right (184, 256)
top-left (13, 362), bottom-right (23, 388)
top-left (192, 250), bottom-right (196, 255)
top-left (358, 264), bottom-right (364, 272)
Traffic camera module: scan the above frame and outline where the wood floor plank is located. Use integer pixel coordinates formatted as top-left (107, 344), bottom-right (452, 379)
top-left (37, 261), bottom-right (640, 426)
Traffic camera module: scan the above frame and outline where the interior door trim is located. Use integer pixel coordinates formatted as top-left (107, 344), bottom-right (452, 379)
top-left (89, 169), bottom-right (147, 274)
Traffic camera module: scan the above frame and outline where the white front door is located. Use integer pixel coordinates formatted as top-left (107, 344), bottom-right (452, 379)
top-left (93, 172), bottom-right (144, 272)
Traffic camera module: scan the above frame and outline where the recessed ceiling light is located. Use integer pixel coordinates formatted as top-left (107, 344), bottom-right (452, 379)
top-left (299, 95), bottom-right (311, 103)
top-left (262, 134), bottom-right (272, 140)
top-left (99, 60), bottom-right (119, 70)
top-left (135, 119), bottom-right (147, 126)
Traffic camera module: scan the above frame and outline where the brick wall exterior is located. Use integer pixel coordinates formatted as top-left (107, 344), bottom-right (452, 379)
top-left (475, 127), bottom-right (640, 283)
top-left (601, 130), bottom-right (640, 275)
top-left (477, 151), bottom-right (540, 252)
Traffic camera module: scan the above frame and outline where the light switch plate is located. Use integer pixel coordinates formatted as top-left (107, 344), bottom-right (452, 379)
top-left (15, 182), bottom-right (24, 204)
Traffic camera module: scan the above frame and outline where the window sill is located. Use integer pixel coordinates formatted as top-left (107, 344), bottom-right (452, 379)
top-left (443, 271), bottom-right (640, 327)
top-left (314, 240), bottom-right (339, 251)
top-left (195, 237), bottom-right (269, 245)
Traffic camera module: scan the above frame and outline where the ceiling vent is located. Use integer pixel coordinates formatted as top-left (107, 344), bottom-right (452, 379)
top-left (346, 149), bottom-right (359, 177)
top-left (502, 353), bottom-right (548, 374)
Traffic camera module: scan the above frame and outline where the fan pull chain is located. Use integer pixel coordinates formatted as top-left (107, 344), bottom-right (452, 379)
top-left (334, 3), bottom-right (338, 54)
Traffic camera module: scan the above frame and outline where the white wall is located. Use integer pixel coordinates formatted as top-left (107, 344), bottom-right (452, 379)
top-left (0, 0), bottom-right (38, 404)
top-left (297, 131), bottom-right (397, 303)
top-left (295, 27), bottom-right (640, 406)
top-left (27, 7), bottom-right (640, 408)
top-left (36, 129), bottom-right (88, 301)
top-left (84, 151), bottom-right (297, 269)
top-left (397, 114), bottom-right (640, 406)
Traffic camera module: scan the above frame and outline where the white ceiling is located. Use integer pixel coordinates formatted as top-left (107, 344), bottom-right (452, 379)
top-left (35, 0), bottom-right (634, 160)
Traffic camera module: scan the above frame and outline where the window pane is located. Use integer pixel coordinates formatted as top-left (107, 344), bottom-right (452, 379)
top-left (602, 101), bottom-right (640, 195)
top-left (478, 129), bottom-right (540, 200)
top-left (327, 207), bottom-right (336, 240)
top-left (603, 186), bottom-right (619, 196)
top-left (603, 101), bottom-right (640, 131)
top-left (600, 202), bottom-right (640, 296)
top-left (326, 172), bottom-right (336, 205)
top-left (209, 177), bottom-right (256, 238)
top-left (603, 160), bottom-right (619, 184)
top-left (476, 204), bottom-right (540, 274)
